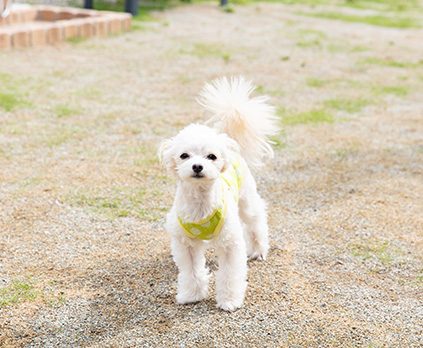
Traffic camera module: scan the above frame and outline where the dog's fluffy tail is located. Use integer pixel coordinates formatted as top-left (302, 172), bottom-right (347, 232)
top-left (198, 76), bottom-right (280, 168)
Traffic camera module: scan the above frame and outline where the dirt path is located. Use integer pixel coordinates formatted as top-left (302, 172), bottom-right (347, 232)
top-left (1, 2), bottom-right (422, 347)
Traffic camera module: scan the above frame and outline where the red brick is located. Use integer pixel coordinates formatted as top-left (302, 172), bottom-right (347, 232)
top-left (75, 9), bottom-right (98, 17)
top-left (93, 17), bottom-right (109, 36)
top-left (6, 11), bottom-right (21, 25)
top-left (22, 8), bottom-right (37, 22)
top-left (0, 31), bottom-right (11, 50)
top-left (74, 13), bottom-right (90, 19)
top-left (57, 9), bottom-right (76, 21)
top-left (109, 17), bottom-right (122, 34)
top-left (46, 24), bottom-right (62, 44)
top-left (56, 20), bottom-right (77, 39)
top-left (77, 19), bottom-right (94, 37)
top-left (117, 13), bottom-right (132, 31)
top-left (30, 27), bottom-right (46, 46)
top-left (12, 30), bottom-right (30, 48)
top-left (38, 9), bottom-right (58, 22)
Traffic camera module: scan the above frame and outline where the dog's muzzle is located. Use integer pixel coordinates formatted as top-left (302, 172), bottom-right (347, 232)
top-left (192, 164), bottom-right (204, 178)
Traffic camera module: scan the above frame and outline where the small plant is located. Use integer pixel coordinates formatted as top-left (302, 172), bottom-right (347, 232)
top-left (323, 97), bottom-right (372, 113)
top-left (0, 73), bottom-right (32, 111)
top-left (372, 85), bottom-right (410, 97)
top-left (359, 57), bottom-right (423, 69)
top-left (221, 3), bottom-right (235, 12)
top-left (67, 37), bottom-right (88, 44)
top-left (296, 11), bottom-right (422, 29)
top-left (0, 278), bottom-right (40, 307)
top-left (181, 42), bottom-right (232, 61)
top-left (280, 108), bottom-right (335, 126)
top-left (54, 103), bottom-right (81, 118)
top-left (0, 93), bottom-right (27, 112)
top-left (306, 77), bottom-right (327, 88)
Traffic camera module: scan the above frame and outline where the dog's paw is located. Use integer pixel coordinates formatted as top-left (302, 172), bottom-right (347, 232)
top-left (216, 299), bottom-right (242, 312)
top-left (176, 291), bottom-right (207, 305)
top-left (248, 251), bottom-right (267, 261)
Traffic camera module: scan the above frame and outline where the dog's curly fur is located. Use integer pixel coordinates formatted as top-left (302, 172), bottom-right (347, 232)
top-left (158, 77), bottom-right (279, 311)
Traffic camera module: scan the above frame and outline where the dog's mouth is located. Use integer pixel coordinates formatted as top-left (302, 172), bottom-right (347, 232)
top-left (192, 173), bottom-right (204, 179)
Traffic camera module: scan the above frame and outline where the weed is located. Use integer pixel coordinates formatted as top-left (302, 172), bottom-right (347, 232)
top-left (350, 241), bottom-right (405, 265)
top-left (67, 37), bottom-right (88, 44)
top-left (359, 57), bottom-right (423, 69)
top-left (66, 185), bottom-right (161, 221)
top-left (0, 73), bottom-right (33, 111)
top-left (323, 97), bottom-right (372, 113)
top-left (296, 39), bottom-right (322, 48)
top-left (0, 93), bottom-right (30, 112)
top-left (306, 77), bottom-right (327, 88)
top-left (255, 85), bottom-right (285, 96)
top-left (0, 278), bottom-right (40, 307)
top-left (44, 124), bottom-right (86, 148)
top-left (296, 28), bottom-right (327, 38)
top-left (54, 103), bottom-right (82, 118)
top-left (351, 45), bottom-right (369, 53)
top-left (269, 134), bottom-right (287, 150)
top-left (296, 11), bottom-right (422, 29)
top-left (280, 108), bottom-right (335, 126)
top-left (372, 85), bottom-right (410, 97)
top-left (342, 0), bottom-right (422, 12)
top-left (221, 3), bottom-right (236, 12)
top-left (181, 42), bottom-right (231, 61)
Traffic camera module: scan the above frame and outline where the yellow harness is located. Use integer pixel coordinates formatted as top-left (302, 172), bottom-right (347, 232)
top-left (177, 158), bottom-right (243, 240)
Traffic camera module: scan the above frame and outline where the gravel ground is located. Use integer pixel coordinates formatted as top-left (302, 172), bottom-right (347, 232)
top-left (1, 2), bottom-right (423, 347)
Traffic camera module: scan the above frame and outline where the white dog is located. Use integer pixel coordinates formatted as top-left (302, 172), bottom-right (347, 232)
top-left (158, 77), bottom-right (279, 311)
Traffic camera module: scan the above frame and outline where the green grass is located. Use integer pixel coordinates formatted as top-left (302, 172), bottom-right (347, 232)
top-left (296, 11), bottom-right (422, 28)
top-left (306, 77), bottom-right (328, 88)
top-left (44, 124), bottom-right (87, 148)
top-left (254, 0), bottom-right (423, 13)
top-left (0, 93), bottom-right (28, 112)
top-left (67, 185), bottom-right (162, 221)
top-left (54, 103), bottom-right (82, 118)
top-left (349, 241), bottom-right (406, 266)
top-left (372, 85), bottom-right (410, 97)
top-left (255, 85), bottom-right (285, 96)
top-left (0, 278), bottom-right (40, 307)
top-left (0, 73), bottom-right (33, 111)
top-left (0, 277), bottom-right (67, 308)
top-left (296, 28), bottom-right (328, 38)
top-left (323, 97), bottom-right (372, 113)
top-left (221, 3), bottom-right (236, 12)
top-left (296, 39), bottom-right (322, 48)
top-left (67, 37), bottom-right (89, 44)
top-left (181, 43), bottom-right (231, 61)
top-left (342, 0), bottom-right (423, 12)
top-left (279, 108), bottom-right (335, 126)
top-left (359, 57), bottom-right (423, 69)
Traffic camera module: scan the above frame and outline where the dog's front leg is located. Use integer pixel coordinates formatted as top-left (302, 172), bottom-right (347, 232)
top-left (215, 230), bottom-right (248, 311)
top-left (170, 236), bottom-right (210, 305)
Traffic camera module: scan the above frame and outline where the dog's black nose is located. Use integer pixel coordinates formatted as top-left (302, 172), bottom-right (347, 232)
top-left (192, 164), bottom-right (203, 173)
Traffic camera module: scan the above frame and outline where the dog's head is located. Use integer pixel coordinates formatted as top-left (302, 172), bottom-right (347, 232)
top-left (158, 124), bottom-right (239, 184)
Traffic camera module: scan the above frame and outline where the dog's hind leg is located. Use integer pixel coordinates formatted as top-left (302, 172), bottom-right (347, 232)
top-left (238, 173), bottom-right (270, 260)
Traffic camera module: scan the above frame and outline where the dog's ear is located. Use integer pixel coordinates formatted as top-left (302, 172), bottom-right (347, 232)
top-left (158, 138), bottom-right (177, 175)
top-left (220, 134), bottom-right (240, 172)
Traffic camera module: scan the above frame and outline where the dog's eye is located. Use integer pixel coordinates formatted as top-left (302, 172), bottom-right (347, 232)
top-left (207, 154), bottom-right (217, 161)
top-left (180, 153), bottom-right (190, 160)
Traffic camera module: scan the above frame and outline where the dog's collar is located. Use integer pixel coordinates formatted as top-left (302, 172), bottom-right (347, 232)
top-left (177, 158), bottom-right (242, 240)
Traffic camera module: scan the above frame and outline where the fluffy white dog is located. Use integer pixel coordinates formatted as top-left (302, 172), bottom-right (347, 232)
top-left (158, 77), bottom-right (279, 311)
